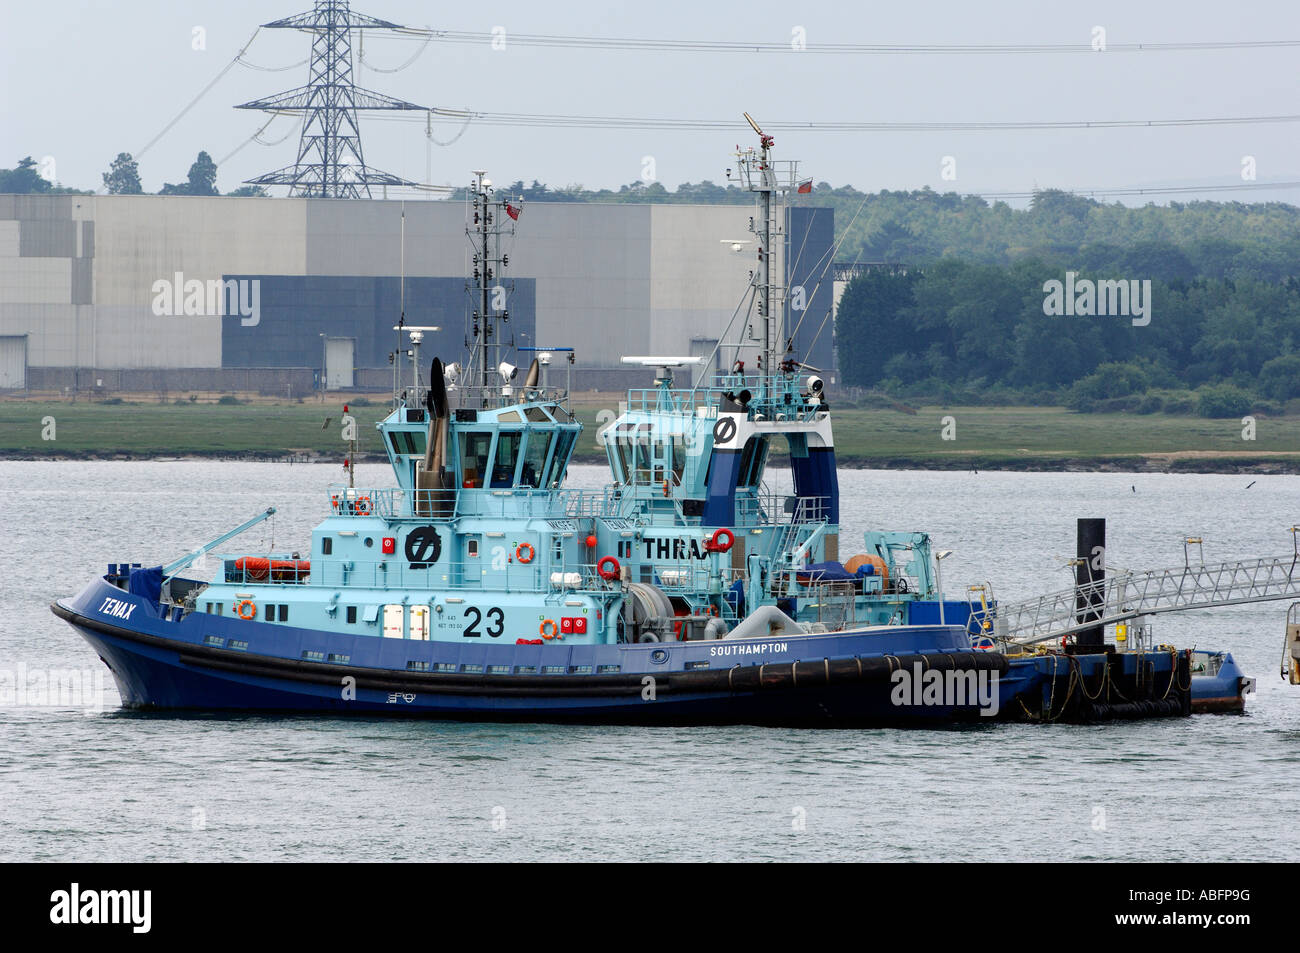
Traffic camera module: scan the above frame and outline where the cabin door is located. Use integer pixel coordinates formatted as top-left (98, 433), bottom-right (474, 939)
top-left (650, 435), bottom-right (671, 488)
top-left (409, 605), bottom-right (430, 641)
top-left (457, 536), bottom-right (482, 586)
top-left (382, 604), bottom-right (404, 639)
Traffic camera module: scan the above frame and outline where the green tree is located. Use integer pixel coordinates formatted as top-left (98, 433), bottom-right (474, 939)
top-left (159, 150), bottom-right (219, 196)
top-left (1196, 383), bottom-right (1255, 418)
top-left (0, 156), bottom-right (52, 194)
top-left (835, 268), bottom-right (920, 386)
top-left (102, 152), bottom-right (143, 194)
top-left (1258, 353), bottom-right (1300, 400)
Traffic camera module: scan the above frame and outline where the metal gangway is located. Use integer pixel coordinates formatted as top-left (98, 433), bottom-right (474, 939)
top-left (979, 533), bottom-right (1300, 646)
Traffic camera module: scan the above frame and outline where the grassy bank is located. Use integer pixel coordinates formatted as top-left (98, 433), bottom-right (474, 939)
top-left (2, 397), bottom-right (1298, 472)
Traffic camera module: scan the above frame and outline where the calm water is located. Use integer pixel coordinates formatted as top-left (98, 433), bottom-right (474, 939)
top-left (1, 460), bottom-right (1297, 862)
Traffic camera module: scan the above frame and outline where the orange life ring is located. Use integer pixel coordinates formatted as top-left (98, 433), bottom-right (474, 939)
top-left (235, 599), bottom-right (256, 621)
top-left (708, 528), bottom-right (735, 553)
top-left (516, 542), bottom-right (535, 564)
top-left (597, 555), bottom-right (621, 581)
top-left (662, 480), bottom-right (670, 497)
top-left (540, 619), bottom-right (559, 640)
top-left (354, 496), bottom-right (372, 515)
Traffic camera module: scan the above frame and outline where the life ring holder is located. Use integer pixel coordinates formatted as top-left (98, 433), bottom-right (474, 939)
top-left (516, 542), bottom-right (536, 564)
top-left (235, 599), bottom-right (256, 621)
top-left (597, 556), bottom-right (621, 581)
top-left (540, 619), bottom-right (560, 640)
top-left (708, 528), bottom-right (735, 553)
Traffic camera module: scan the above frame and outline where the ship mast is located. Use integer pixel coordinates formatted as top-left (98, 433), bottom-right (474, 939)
top-left (729, 112), bottom-right (798, 383)
top-left (466, 171), bottom-right (519, 408)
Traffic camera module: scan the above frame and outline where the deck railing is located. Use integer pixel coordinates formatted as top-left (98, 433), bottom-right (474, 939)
top-left (327, 484), bottom-right (624, 521)
top-left (985, 552), bottom-right (1300, 644)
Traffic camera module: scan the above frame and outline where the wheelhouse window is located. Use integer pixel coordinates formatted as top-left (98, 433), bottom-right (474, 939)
top-left (737, 436), bottom-right (769, 488)
top-left (491, 431), bottom-right (523, 488)
top-left (459, 431), bottom-right (492, 488)
top-left (387, 429), bottom-right (426, 456)
top-left (519, 431), bottom-right (554, 488)
top-left (545, 429), bottom-right (576, 488)
top-left (612, 423), bottom-right (652, 484)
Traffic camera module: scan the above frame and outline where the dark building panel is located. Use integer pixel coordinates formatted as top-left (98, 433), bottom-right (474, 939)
top-left (71, 259), bottom-right (92, 304)
top-left (19, 219), bottom-right (77, 257)
top-left (220, 275), bottom-right (536, 376)
top-left (785, 206), bottom-right (835, 374)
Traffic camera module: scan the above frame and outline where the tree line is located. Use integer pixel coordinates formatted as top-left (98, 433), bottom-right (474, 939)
top-left (0, 152), bottom-right (266, 196)
top-left (834, 257), bottom-right (1300, 417)
top-left (5, 159), bottom-right (1296, 413)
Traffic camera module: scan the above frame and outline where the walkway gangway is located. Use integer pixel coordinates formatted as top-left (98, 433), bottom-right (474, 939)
top-left (977, 530), bottom-right (1300, 646)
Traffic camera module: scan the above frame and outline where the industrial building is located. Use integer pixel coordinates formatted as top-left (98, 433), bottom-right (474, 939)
top-left (0, 193), bottom-right (834, 394)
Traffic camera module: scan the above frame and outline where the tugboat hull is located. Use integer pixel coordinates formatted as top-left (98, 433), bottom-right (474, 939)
top-left (54, 577), bottom-right (1016, 725)
top-left (54, 576), bottom-right (1245, 725)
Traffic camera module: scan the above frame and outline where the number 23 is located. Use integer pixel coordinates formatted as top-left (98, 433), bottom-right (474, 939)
top-left (463, 606), bottom-right (504, 638)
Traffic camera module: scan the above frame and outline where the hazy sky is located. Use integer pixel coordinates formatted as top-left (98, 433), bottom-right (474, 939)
top-left (5, 0), bottom-right (1300, 203)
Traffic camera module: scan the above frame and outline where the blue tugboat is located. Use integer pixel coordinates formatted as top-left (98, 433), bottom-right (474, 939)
top-left (52, 121), bottom-right (1250, 724)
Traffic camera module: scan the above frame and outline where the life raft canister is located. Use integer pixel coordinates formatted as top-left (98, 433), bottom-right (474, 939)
top-left (596, 556), bottom-right (621, 581)
top-left (516, 542), bottom-right (535, 564)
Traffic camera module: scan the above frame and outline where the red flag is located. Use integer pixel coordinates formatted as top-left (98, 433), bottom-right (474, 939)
top-left (796, 178), bottom-right (813, 194)
top-left (505, 203), bottom-right (520, 220)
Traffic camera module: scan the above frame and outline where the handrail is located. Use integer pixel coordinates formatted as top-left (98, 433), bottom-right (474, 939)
top-left (985, 551), bottom-right (1300, 644)
top-left (326, 484), bottom-right (625, 520)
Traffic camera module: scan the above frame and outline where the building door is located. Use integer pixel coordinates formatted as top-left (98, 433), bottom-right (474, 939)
top-left (0, 336), bottom-right (26, 389)
top-left (325, 337), bottom-right (354, 390)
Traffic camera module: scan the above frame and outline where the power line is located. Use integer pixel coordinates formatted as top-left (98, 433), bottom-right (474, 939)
top-left (358, 28), bottom-right (433, 73)
top-left (383, 28), bottom-right (1300, 55)
top-left (370, 108), bottom-right (1300, 133)
top-left (137, 28), bottom-right (262, 158)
